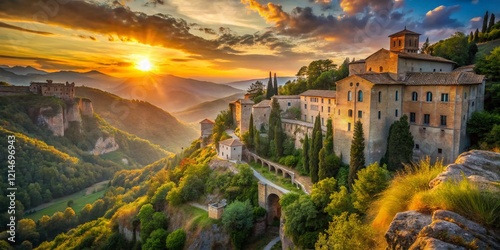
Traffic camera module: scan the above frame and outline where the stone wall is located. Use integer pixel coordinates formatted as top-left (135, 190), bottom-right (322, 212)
top-left (0, 86), bottom-right (30, 96)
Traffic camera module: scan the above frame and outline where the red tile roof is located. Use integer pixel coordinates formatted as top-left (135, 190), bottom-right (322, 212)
top-left (404, 72), bottom-right (485, 85)
top-left (200, 118), bottom-right (215, 124)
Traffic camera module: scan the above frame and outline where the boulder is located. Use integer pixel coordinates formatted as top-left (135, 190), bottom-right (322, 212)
top-left (429, 150), bottom-right (500, 192)
top-left (385, 211), bottom-right (432, 250)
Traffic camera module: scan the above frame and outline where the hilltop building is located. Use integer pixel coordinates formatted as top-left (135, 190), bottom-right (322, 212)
top-left (228, 28), bottom-right (484, 165)
top-left (199, 118), bottom-right (215, 138)
top-left (218, 138), bottom-right (244, 161)
top-left (29, 80), bottom-right (75, 100)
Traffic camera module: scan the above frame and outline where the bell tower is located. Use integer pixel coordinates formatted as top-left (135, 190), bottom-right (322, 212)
top-left (388, 27), bottom-right (420, 53)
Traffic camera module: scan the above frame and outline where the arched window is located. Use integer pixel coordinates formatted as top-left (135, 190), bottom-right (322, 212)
top-left (412, 91), bottom-right (418, 101)
top-left (369, 67), bottom-right (372, 71)
top-left (347, 91), bottom-right (352, 101)
top-left (426, 91), bottom-right (433, 102)
top-left (358, 90), bottom-right (363, 102)
top-left (378, 91), bottom-right (382, 102)
top-left (379, 66), bottom-right (383, 72)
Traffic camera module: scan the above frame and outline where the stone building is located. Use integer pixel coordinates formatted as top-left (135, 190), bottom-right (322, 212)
top-left (218, 138), bottom-right (244, 161)
top-left (300, 90), bottom-right (336, 126)
top-left (208, 199), bottom-right (227, 219)
top-left (334, 28), bottom-right (484, 164)
top-left (29, 80), bottom-right (75, 100)
top-left (199, 118), bottom-right (215, 138)
top-left (252, 100), bottom-right (271, 132)
top-left (229, 98), bottom-right (254, 134)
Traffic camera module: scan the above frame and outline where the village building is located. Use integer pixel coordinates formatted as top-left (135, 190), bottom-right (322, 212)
top-left (29, 80), bottom-right (75, 100)
top-left (229, 28), bottom-right (484, 166)
top-left (218, 138), bottom-right (244, 161)
top-left (199, 118), bottom-right (215, 138)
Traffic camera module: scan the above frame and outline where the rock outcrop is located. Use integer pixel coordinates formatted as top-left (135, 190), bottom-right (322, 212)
top-left (37, 106), bottom-right (65, 136)
top-left (91, 136), bottom-right (119, 155)
top-left (429, 150), bottom-right (500, 192)
top-left (386, 150), bottom-right (500, 250)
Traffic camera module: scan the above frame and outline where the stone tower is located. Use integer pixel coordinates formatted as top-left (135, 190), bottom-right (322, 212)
top-left (388, 28), bottom-right (420, 53)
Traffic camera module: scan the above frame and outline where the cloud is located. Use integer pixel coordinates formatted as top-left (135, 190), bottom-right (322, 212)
top-left (339, 0), bottom-right (398, 16)
top-left (0, 21), bottom-right (53, 35)
top-left (422, 5), bottom-right (462, 29)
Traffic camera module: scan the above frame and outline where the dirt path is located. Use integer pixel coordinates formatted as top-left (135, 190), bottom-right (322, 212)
top-left (31, 180), bottom-right (110, 211)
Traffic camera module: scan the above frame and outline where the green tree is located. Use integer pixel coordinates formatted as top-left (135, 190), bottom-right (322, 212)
top-left (474, 28), bottom-right (480, 42)
top-left (352, 162), bottom-right (390, 213)
top-left (310, 131), bottom-right (322, 183)
top-left (467, 111), bottom-right (500, 147)
top-left (254, 129), bottom-right (260, 154)
top-left (311, 177), bottom-right (338, 210)
top-left (17, 218), bottom-right (39, 244)
top-left (246, 114), bottom-right (254, 149)
top-left (334, 58), bottom-right (350, 82)
top-left (165, 229), bottom-right (186, 250)
top-left (316, 212), bottom-right (376, 250)
top-left (213, 109), bottom-right (233, 145)
top-left (431, 32), bottom-right (470, 66)
top-left (282, 195), bottom-right (322, 249)
top-left (325, 186), bottom-right (355, 217)
top-left (420, 37), bottom-right (430, 54)
top-left (273, 72), bottom-right (278, 95)
top-left (469, 31), bottom-right (474, 43)
top-left (274, 119), bottom-right (284, 157)
top-left (246, 80), bottom-right (265, 101)
top-left (143, 229), bottom-right (167, 250)
top-left (349, 121), bottom-right (365, 189)
top-left (268, 98), bottom-right (281, 142)
top-left (489, 13), bottom-right (496, 32)
top-left (302, 133), bottom-right (310, 173)
top-left (384, 115), bottom-right (414, 172)
top-left (475, 47), bottom-right (500, 81)
top-left (222, 200), bottom-right (254, 249)
top-left (482, 11), bottom-right (489, 34)
top-left (266, 71), bottom-right (273, 99)
top-left (151, 182), bottom-right (175, 210)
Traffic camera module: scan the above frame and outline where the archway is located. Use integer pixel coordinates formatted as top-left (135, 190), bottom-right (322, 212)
top-left (267, 193), bottom-right (281, 225)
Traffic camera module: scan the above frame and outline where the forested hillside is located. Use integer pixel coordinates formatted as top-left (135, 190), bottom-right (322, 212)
top-left (76, 86), bottom-right (198, 152)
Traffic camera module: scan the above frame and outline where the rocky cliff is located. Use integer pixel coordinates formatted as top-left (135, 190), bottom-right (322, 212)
top-left (35, 98), bottom-right (93, 136)
top-left (385, 150), bottom-right (500, 250)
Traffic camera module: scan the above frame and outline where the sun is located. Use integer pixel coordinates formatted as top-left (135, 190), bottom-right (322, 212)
top-left (136, 58), bottom-right (152, 71)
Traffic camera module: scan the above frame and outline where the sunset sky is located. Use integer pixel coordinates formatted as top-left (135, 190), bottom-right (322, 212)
top-left (0, 0), bottom-right (498, 82)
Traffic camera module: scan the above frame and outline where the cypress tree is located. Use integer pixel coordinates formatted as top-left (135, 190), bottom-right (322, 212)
top-left (469, 31), bottom-right (474, 43)
top-left (482, 11), bottom-right (489, 34)
top-left (303, 133), bottom-right (310, 173)
top-left (268, 98), bottom-right (281, 141)
top-left (348, 121), bottom-right (365, 189)
top-left (274, 119), bottom-right (284, 157)
top-left (254, 129), bottom-right (260, 154)
top-left (310, 130), bottom-right (322, 183)
top-left (266, 71), bottom-right (273, 99)
top-left (248, 114), bottom-right (254, 149)
top-left (421, 37), bottom-right (430, 54)
top-left (474, 28), bottom-right (479, 42)
top-left (273, 73), bottom-right (279, 96)
top-left (318, 118), bottom-right (337, 181)
top-left (489, 13), bottom-right (496, 32)
top-left (325, 118), bottom-right (333, 153)
top-left (385, 115), bottom-right (414, 171)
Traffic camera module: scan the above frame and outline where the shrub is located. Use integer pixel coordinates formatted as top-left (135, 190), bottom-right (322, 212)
top-left (316, 212), bottom-right (376, 250)
top-left (166, 229), bottom-right (186, 250)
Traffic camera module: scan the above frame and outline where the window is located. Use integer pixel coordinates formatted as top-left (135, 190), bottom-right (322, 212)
top-left (322, 118), bottom-right (324, 125)
top-left (424, 114), bottom-right (430, 125)
top-left (464, 92), bottom-right (467, 99)
top-left (304, 104), bottom-right (307, 109)
top-left (438, 148), bottom-right (443, 154)
top-left (415, 144), bottom-right (419, 150)
top-left (441, 93), bottom-right (449, 102)
top-left (433, 69), bottom-right (436, 72)
top-left (328, 99), bottom-right (331, 104)
top-left (358, 90), bottom-right (363, 102)
top-left (440, 115), bottom-right (447, 126)
top-left (395, 90), bottom-right (399, 101)
top-left (410, 112), bottom-right (416, 123)
top-left (233, 148), bottom-right (236, 151)
top-left (472, 101), bottom-right (475, 107)
top-left (369, 67), bottom-right (372, 71)
top-left (379, 66), bottom-right (383, 72)
top-left (378, 91), bottom-right (382, 102)
top-left (409, 39), bottom-right (412, 46)
top-left (348, 109), bottom-right (353, 117)
top-left (321, 106), bottom-right (324, 112)
top-left (321, 98), bottom-right (324, 103)
top-left (412, 91), bottom-right (418, 101)
top-left (347, 91), bottom-right (352, 101)
top-left (378, 111), bottom-right (381, 119)
top-left (328, 107), bottom-right (331, 113)
top-left (358, 110), bottom-right (362, 118)
top-left (393, 41), bottom-right (396, 47)
top-left (311, 116), bottom-right (314, 122)
top-left (398, 40), bottom-right (401, 46)
top-left (395, 109), bottom-right (399, 117)
top-left (288, 102), bottom-right (291, 107)
top-left (348, 122), bottom-right (351, 131)
top-left (426, 92), bottom-right (433, 102)
top-left (310, 97), bottom-right (319, 102)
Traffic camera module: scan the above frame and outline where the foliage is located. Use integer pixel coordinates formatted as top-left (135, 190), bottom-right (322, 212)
top-left (352, 162), bottom-right (390, 214)
top-left (166, 229), bottom-right (186, 250)
top-left (383, 115), bottom-right (414, 171)
top-left (143, 228), bottom-right (167, 250)
top-left (302, 133), bottom-right (310, 173)
top-left (349, 121), bottom-right (365, 189)
top-left (421, 37), bottom-right (430, 54)
top-left (370, 157), bottom-right (444, 230)
top-left (282, 195), bottom-right (322, 249)
top-left (222, 200), bottom-right (254, 249)
top-left (246, 80), bottom-right (265, 101)
top-left (274, 118), bottom-right (284, 157)
top-left (430, 32), bottom-right (476, 66)
top-left (266, 72), bottom-right (274, 99)
top-left (309, 115), bottom-right (322, 183)
top-left (224, 164), bottom-right (258, 205)
top-left (467, 111), bottom-right (500, 148)
top-left (475, 47), bottom-right (500, 81)
top-left (325, 186), bottom-right (355, 217)
top-left (409, 178), bottom-right (500, 228)
top-left (213, 109), bottom-right (233, 145)
top-left (280, 78), bottom-right (308, 96)
top-left (310, 177), bottom-right (338, 210)
top-left (316, 212), bottom-right (376, 250)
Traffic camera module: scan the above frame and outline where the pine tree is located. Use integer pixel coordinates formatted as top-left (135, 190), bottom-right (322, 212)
top-left (469, 31), bottom-right (474, 43)
top-left (348, 121), bottom-right (365, 189)
top-left (482, 11), bottom-right (489, 34)
top-left (303, 133), bottom-right (310, 173)
top-left (474, 28), bottom-right (479, 42)
top-left (274, 119), bottom-right (284, 157)
top-left (384, 115), bottom-right (414, 172)
top-left (273, 73), bottom-right (279, 96)
top-left (266, 71), bottom-right (273, 99)
top-left (421, 37), bottom-right (430, 54)
top-left (310, 130), bottom-right (322, 183)
top-left (489, 13), bottom-right (496, 32)
top-left (248, 114), bottom-right (254, 149)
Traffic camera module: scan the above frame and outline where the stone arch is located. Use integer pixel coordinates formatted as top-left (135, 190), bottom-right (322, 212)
top-left (267, 193), bottom-right (281, 224)
top-left (277, 168), bottom-right (283, 176)
top-left (284, 172), bottom-right (291, 179)
top-left (269, 164), bottom-right (276, 173)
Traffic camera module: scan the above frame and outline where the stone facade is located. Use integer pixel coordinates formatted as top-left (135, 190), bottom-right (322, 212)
top-left (218, 138), bottom-right (243, 161)
top-left (252, 100), bottom-right (271, 132)
top-left (229, 98), bottom-right (254, 134)
top-left (208, 200), bottom-right (227, 220)
top-left (199, 118), bottom-right (215, 138)
top-left (300, 90), bottom-right (336, 125)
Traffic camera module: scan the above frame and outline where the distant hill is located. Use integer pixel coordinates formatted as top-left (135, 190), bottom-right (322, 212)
top-left (0, 65), bottom-right (48, 75)
top-left (174, 93), bottom-right (245, 123)
top-left (223, 76), bottom-right (296, 91)
top-left (76, 86), bottom-right (199, 152)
